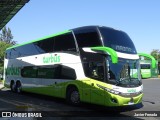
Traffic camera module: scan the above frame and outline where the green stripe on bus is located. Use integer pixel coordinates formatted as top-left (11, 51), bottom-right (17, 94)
top-left (91, 46), bottom-right (118, 63)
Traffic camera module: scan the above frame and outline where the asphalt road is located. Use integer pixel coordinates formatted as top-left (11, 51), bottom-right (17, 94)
top-left (0, 79), bottom-right (160, 120)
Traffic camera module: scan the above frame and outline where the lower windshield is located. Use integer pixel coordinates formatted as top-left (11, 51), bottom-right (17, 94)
top-left (140, 64), bottom-right (151, 69)
top-left (107, 58), bottom-right (141, 87)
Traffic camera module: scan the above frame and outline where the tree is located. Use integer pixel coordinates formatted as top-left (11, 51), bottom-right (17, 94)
top-left (0, 26), bottom-right (16, 45)
top-left (0, 26), bottom-right (16, 74)
top-left (0, 41), bottom-right (12, 73)
top-left (150, 49), bottom-right (160, 62)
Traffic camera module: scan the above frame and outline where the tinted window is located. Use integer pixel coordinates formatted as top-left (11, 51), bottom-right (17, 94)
top-left (19, 43), bottom-right (40, 56)
top-left (88, 61), bottom-right (104, 81)
top-left (107, 58), bottom-right (141, 87)
top-left (37, 67), bottom-right (55, 79)
top-left (6, 43), bottom-right (40, 59)
top-left (141, 64), bottom-right (151, 69)
top-left (80, 51), bottom-right (105, 81)
top-left (34, 37), bottom-right (54, 53)
top-left (21, 66), bottom-right (37, 78)
top-left (21, 65), bottom-right (76, 79)
top-left (21, 66), bottom-right (55, 79)
top-left (74, 28), bottom-right (101, 48)
top-left (99, 27), bottom-right (137, 54)
top-left (54, 33), bottom-right (76, 52)
top-left (6, 32), bottom-right (76, 59)
top-left (60, 65), bottom-right (76, 79)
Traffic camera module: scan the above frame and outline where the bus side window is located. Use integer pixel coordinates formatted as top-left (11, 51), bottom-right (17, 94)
top-left (37, 67), bottom-right (55, 79)
top-left (89, 62), bottom-right (104, 81)
top-left (34, 37), bottom-right (54, 53)
top-left (74, 28), bottom-right (101, 48)
top-left (54, 33), bottom-right (77, 52)
top-left (54, 65), bottom-right (77, 80)
top-left (21, 66), bottom-right (37, 78)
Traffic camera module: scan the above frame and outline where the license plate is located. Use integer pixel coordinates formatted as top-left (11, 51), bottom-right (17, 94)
top-left (128, 102), bottom-right (134, 105)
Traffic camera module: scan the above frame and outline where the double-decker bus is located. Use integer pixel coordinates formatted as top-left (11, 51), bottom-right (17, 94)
top-left (138, 53), bottom-right (156, 78)
top-left (4, 26), bottom-right (143, 106)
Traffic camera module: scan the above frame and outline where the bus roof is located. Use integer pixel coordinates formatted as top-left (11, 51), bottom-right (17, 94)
top-left (6, 25), bottom-right (121, 50)
top-left (7, 30), bottom-right (71, 50)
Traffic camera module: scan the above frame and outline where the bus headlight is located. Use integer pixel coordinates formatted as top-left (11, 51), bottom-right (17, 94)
top-left (97, 84), bottom-right (120, 95)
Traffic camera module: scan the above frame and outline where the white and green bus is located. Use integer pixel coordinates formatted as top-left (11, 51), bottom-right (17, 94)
top-left (4, 26), bottom-right (143, 107)
top-left (138, 53), bottom-right (156, 79)
top-left (140, 61), bottom-right (151, 78)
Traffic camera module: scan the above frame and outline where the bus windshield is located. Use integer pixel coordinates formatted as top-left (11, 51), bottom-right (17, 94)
top-left (107, 58), bottom-right (141, 87)
top-left (140, 64), bottom-right (151, 69)
top-left (99, 27), bottom-right (137, 54)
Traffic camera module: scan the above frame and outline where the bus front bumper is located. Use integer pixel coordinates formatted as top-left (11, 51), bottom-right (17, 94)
top-left (105, 93), bottom-right (143, 106)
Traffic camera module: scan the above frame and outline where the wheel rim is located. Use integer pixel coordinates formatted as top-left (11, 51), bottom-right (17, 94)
top-left (11, 83), bottom-right (15, 91)
top-left (70, 91), bottom-right (79, 103)
top-left (17, 87), bottom-right (21, 93)
top-left (16, 83), bottom-right (21, 93)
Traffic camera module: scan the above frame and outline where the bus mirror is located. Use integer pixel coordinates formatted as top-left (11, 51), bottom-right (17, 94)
top-left (82, 47), bottom-right (107, 55)
top-left (82, 47), bottom-right (118, 64)
top-left (138, 53), bottom-right (156, 68)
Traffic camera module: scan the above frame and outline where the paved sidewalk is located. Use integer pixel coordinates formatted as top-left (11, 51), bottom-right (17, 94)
top-left (0, 83), bottom-right (4, 89)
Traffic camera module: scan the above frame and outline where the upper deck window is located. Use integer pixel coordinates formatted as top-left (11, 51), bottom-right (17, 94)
top-left (54, 33), bottom-right (76, 52)
top-left (6, 32), bottom-right (77, 59)
top-left (74, 28), bottom-right (102, 48)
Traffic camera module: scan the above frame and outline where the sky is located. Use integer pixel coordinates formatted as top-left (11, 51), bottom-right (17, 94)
top-left (4, 0), bottom-right (160, 54)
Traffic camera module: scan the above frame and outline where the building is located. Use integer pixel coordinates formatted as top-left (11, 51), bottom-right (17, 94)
top-left (0, 0), bottom-right (29, 30)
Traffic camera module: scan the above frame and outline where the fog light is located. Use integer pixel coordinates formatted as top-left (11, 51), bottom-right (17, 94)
top-left (111, 98), bottom-right (117, 103)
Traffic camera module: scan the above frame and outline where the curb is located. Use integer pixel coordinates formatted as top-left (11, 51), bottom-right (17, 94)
top-left (0, 84), bottom-right (4, 90)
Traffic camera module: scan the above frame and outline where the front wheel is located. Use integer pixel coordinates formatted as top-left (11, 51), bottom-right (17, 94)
top-left (66, 87), bottom-right (80, 105)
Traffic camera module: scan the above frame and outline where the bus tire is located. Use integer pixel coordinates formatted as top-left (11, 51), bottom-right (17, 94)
top-left (15, 81), bottom-right (22, 94)
top-left (10, 81), bottom-right (16, 92)
top-left (66, 87), bottom-right (80, 105)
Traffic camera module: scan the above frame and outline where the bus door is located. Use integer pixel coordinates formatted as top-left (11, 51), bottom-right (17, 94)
top-left (89, 61), bottom-right (105, 105)
top-left (80, 51), bottom-right (105, 105)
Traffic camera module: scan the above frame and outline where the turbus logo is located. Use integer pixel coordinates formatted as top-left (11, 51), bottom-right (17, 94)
top-left (43, 54), bottom-right (60, 64)
top-left (5, 67), bottom-right (21, 76)
top-left (127, 89), bottom-right (136, 93)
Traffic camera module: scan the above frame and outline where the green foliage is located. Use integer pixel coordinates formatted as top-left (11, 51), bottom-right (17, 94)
top-left (0, 26), bottom-right (15, 74)
top-left (0, 41), bottom-right (12, 73)
top-left (150, 49), bottom-right (160, 62)
top-left (0, 26), bottom-right (16, 45)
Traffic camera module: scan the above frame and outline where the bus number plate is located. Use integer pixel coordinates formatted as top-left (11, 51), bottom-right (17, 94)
top-left (128, 102), bottom-right (134, 105)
